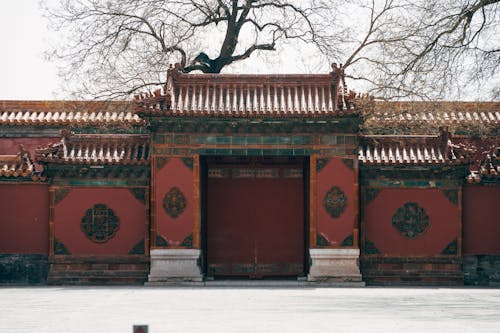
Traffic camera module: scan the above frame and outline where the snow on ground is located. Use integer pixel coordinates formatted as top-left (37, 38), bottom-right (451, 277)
top-left (1, 287), bottom-right (499, 332)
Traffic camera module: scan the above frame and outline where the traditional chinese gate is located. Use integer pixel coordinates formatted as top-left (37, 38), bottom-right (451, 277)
top-left (205, 157), bottom-right (306, 278)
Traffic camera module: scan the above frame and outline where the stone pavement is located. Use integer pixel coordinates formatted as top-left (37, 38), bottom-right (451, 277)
top-left (1, 286), bottom-right (499, 332)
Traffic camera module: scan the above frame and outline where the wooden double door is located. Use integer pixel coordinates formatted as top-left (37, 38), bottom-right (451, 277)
top-left (205, 158), bottom-right (306, 278)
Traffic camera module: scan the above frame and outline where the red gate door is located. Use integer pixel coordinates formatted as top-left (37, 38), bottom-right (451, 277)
top-left (207, 164), bottom-right (304, 278)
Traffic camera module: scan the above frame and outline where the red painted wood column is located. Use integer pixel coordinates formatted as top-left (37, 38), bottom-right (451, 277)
top-left (48, 187), bottom-right (55, 257)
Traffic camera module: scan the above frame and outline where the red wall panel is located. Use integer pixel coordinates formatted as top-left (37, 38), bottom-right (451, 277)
top-left (463, 185), bottom-right (500, 255)
top-left (316, 158), bottom-right (356, 247)
top-left (364, 188), bottom-right (458, 256)
top-left (55, 187), bottom-right (147, 255)
top-left (0, 184), bottom-right (49, 254)
top-left (155, 158), bottom-right (194, 245)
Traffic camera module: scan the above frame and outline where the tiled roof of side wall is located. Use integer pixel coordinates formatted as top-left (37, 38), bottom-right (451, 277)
top-left (358, 130), bottom-right (469, 166)
top-left (35, 133), bottom-right (150, 165)
top-left (0, 100), bottom-right (144, 126)
top-left (0, 145), bottom-right (44, 180)
top-left (364, 101), bottom-right (500, 134)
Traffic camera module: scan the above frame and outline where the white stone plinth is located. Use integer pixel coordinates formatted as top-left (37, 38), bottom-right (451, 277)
top-left (308, 248), bottom-right (363, 283)
top-left (147, 249), bottom-right (203, 284)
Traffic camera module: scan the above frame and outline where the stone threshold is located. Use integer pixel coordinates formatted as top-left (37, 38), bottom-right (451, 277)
top-left (145, 280), bottom-right (365, 288)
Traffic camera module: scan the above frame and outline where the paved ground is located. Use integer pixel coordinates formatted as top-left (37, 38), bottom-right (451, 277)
top-left (1, 286), bottom-right (499, 332)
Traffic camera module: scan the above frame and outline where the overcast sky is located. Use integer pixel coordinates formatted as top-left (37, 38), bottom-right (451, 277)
top-left (0, 1), bottom-right (324, 101)
top-left (0, 1), bottom-right (497, 101)
top-left (0, 2), bottom-right (61, 100)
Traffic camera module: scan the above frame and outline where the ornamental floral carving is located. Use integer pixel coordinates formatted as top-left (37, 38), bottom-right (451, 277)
top-left (323, 186), bottom-right (347, 218)
top-left (81, 204), bottom-right (120, 243)
top-left (392, 202), bottom-right (430, 239)
top-left (163, 187), bottom-right (187, 218)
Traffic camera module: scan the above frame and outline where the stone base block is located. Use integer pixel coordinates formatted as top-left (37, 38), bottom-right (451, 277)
top-left (308, 248), bottom-right (363, 283)
top-left (147, 249), bottom-right (202, 284)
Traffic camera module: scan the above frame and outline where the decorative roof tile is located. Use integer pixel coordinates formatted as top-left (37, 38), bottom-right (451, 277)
top-left (0, 145), bottom-right (38, 179)
top-left (365, 101), bottom-right (499, 135)
top-left (0, 101), bottom-right (143, 126)
top-left (465, 146), bottom-right (499, 183)
top-left (358, 129), bottom-right (468, 166)
top-left (136, 64), bottom-right (371, 116)
top-left (35, 131), bottom-right (150, 166)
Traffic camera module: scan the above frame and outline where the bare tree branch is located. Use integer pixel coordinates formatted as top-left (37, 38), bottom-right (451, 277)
top-left (42, 0), bottom-right (499, 100)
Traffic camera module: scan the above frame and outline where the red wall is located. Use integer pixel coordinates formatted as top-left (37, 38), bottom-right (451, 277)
top-left (363, 188), bottom-right (458, 256)
top-left (463, 185), bottom-right (500, 255)
top-left (55, 187), bottom-right (147, 255)
top-left (155, 158), bottom-right (194, 246)
top-left (0, 184), bottom-right (49, 254)
top-left (316, 158), bottom-right (356, 247)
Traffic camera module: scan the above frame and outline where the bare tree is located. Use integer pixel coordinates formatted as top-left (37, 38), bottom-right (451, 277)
top-left (320, 0), bottom-right (500, 100)
top-left (44, 0), bottom-right (499, 100)
top-left (44, 0), bottom-right (336, 98)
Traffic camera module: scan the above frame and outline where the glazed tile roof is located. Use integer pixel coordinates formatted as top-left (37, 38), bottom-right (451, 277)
top-left (35, 132), bottom-right (150, 165)
top-left (136, 64), bottom-right (369, 116)
top-left (467, 148), bottom-right (499, 183)
top-left (365, 101), bottom-right (499, 134)
top-left (358, 129), bottom-right (468, 165)
top-left (0, 101), bottom-right (143, 126)
top-left (0, 146), bottom-right (35, 178)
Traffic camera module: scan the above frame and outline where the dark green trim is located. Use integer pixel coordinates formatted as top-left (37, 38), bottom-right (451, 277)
top-left (181, 234), bottom-right (193, 248)
top-left (146, 115), bottom-right (362, 135)
top-left (54, 238), bottom-right (71, 255)
top-left (364, 188), bottom-right (381, 205)
top-left (360, 164), bottom-right (470, 183)
top-left (44, 164), bottom-right (150, 185)
top-left (181, 157), bottom-right (194, 170)
top-left (316, 158), bottom-right (329, 172)
top-left (71, 126), bottom-right (149, 135)
top-left (316, 233), bottom-right (329, 247)
top-left (342, 158), bottom-right (354, 170)
top-left (341, 234), bottom-right (354, 247)
top-left (364, 239), bottom-right (380, 254)
top-left (128, 239), bottom-right (146, 255)
top-left (441, 189), bottom-right (459, 205)
top-left (441, 239), bottom-right (458, 255)
top-left (50, 178), bottom-right (149, 187)
top-left (155, 235), bottom-right (169, 247)
top-left (153, 146), bottom-right (357, 157)
top-left (0, 177), bottom-right (42, 183)
top-left (54, 188), bottom-right (71, 205)
top-left (156, 157), bottom-right (170, 171)
top-left (361, 179), bottom-right (464, 188)
top-left (129, 188), bottom-right (147, 204)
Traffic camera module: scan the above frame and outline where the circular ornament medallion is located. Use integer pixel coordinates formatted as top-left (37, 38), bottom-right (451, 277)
top-left (391, 202), bottom-right (430, 239)
top-left (163, 186), bottom-right (187, 218)
top-left (323, 186), bottom-right (347, 218)
top-left (81, 204), bottom-right (120, 243)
